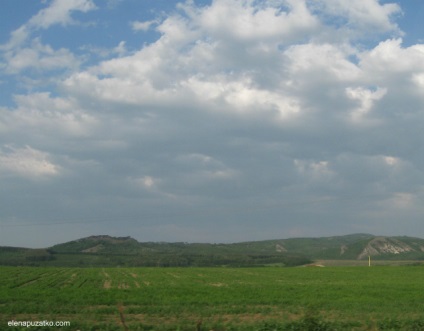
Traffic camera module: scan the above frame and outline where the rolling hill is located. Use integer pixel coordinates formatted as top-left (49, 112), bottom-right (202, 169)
top-left (2, 234), bottom-right (424, 267)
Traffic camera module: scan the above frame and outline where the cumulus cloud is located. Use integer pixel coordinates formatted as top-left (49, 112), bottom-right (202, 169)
top-left (28, 0), bottom-right (96, 29)
top-left (345, 86), bottom-right (387, 122)
top-left (190, 0), bottom-right (319, 42)
top-left (0, 0), bottom-right (96, 76)
top-left (310, 0), bottom-right (402, 39)
top-left (131, 20), bottom-right (158, 32)
top-left (0, 92), bottom-right (97, 141)
top-left (359, 38), bottom-right (424, 75)
top-left (3, 38), bottom-right (80, 74)
top-left (0, 145), bottom-right (60, 179)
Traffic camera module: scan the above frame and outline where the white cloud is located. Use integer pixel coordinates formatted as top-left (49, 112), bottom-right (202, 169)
top-left (62, 1), bottom-right (322, 120)
top-left (3, 39), bottom-right (80, 74)
top-left (192, 0), bottom-right (319, 42)
top-left (285, 43), bottom-right (360, 81)
top-left (0, 145), bottom-right (60, 179)
top-left (1, 26), bottom-right (30, 52)
top-left (142, 176), bottom-right (155, 188)
top-left (113, 41), bottom-right (127, 57)
top-left (312, 0), bottom-right (401, 37)
top-left (28, 0), bottom-right (96, 29)
top-left (1, 0), bottom-right (96, 51)
top-left (131, 20), bottom-right (157, 32)
top-left (129, 176), bottom-right (157, 190)
top-left (182, 75), bottom-right (300, 118)
top-left (294, 159), bottom-right (335, 183)
top-left (346, 86), bottom-right (387, 121)
top-left (360, 39), bottom-right (424, 75)
top-left (0, 92), bottom-right (97, 139)
top-left (0, 0), bottom-right (96, 76)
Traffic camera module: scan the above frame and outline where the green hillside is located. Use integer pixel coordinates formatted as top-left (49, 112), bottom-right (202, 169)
top-left (2, 233), bottom-right (424, 267)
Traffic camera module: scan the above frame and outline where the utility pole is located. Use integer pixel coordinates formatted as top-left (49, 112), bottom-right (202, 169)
top-left (368, 255), bottom-right (371, 267)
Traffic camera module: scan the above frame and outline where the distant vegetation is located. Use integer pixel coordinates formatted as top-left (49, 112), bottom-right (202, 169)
top-left (2, 233), bottom-right (424, 267)
top-left (0, 235), bottom-right (311, 267)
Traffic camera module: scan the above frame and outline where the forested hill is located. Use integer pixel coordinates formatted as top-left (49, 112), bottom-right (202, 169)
top-left (2, 233), bottom-right (424, 267)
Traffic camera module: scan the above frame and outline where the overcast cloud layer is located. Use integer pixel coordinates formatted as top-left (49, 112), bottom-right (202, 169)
top-left (1, 0), bottom-right (424, 248)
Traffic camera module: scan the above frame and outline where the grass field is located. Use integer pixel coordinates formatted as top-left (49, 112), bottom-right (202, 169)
top-left (1, 266), bottom-right (424, 330)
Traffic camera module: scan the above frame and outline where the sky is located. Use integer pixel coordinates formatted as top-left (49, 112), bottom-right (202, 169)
top-left (1, 0), bottom-right (424, 248)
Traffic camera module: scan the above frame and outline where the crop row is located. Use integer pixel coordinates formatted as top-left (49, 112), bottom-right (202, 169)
top-left (1, 266), bottom-right (424, 330)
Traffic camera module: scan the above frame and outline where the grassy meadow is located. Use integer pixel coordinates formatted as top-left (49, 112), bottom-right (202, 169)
top-left (1, 265), bottom-right (424, 330)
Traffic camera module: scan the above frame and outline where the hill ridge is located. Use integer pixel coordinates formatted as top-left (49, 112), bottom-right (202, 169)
top-left (2, 233), bottom-right (424, 267)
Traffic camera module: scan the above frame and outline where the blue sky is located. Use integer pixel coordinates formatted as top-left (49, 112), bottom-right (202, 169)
top-left (1, 0), bottom-right (424, 248)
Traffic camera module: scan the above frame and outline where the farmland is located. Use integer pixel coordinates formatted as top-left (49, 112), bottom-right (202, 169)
top-left (1, 266), bottom-right (424, 330)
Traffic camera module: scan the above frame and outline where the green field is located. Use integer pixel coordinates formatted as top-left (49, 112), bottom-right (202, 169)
top-left (1, 266), bottom-right (424, 330)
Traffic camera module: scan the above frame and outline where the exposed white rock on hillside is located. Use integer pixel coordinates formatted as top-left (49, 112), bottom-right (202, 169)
top-left (358, 237), bottom-right (414, 260)
top-left (275, 244), bottom-right (287, 252)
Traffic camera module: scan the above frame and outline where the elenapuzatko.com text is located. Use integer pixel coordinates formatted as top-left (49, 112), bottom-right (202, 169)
top-left (8, 320), bottom-right (71, 328)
